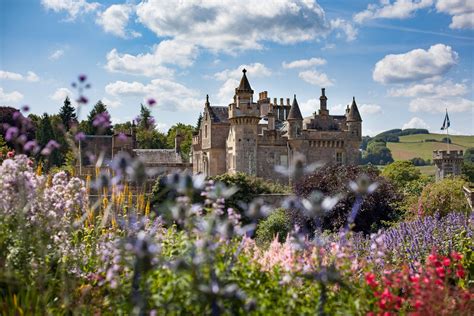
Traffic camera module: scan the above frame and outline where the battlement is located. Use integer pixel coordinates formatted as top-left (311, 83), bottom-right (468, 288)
top-left (432, 150), bottom-right (464, 160)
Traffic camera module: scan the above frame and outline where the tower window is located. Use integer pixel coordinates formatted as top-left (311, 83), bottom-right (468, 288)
top-left (205, 124), bottom-right (208, 138)
top-left (336, 152), bottom-right (343, 165)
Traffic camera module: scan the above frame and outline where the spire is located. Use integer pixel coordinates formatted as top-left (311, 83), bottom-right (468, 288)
top-left (287, 94), bottom-right (303, 120)
top-left (347, 96), bottom-right (362, 122)
top-left (235, 68), bottom-right (254, 94)
top-left (319, 87), bottom-right (327, 111)
top-left (205, 94), bottom-right (210, 107)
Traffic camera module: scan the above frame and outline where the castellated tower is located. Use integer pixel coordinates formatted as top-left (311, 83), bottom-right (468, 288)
top-left (226, 69), bottom-right (260, 175)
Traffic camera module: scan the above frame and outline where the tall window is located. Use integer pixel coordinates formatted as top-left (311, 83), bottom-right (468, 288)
top-left (205, 124), bottom-right (208, 138)
top-left (336, 152), bottom-right (343, 165)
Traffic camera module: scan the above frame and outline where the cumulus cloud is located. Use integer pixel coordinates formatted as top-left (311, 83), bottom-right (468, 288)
top-left (373, 44), bottom-right (458, 84)
top-left (49, 49), bottom-right (65, 60)
top-left (0, 70), bottom-right (39, 82)
top-left (354, 0), bottom-right (433, 24)
top-left (105, 39), bottom-right (198, 76)
top-left (402, 117), bottom-right (431, 130)
top-left (213, 63), bottom-right (272, 104)
top-left (282, 57), bottom-right (326, 69)
top-left (360, 104), bottom-right (382, 115)
top-left (330, 18), bottom-right (358, 41)
top-left (96, 4), bottom-right (139, 38)
top-left (409, 96), bottom-right (474, 113)
top-left (50, 87), bottom-right (72, 102)
top-left (389, 80), bottom-right (468, 97)
top-left (299, 70), bottom-right (334, 87)
top-left (436, 0), bottom-right (474, 29)
top-left (101, 97), bottom-right (121, 108)
top-left (105, 79), bottom-right (201, 111)
top-left (135, 0), bottom-right (329, 53)
top-left (41, 0), bottom-right (100, 20)
top-left (0, 88), bottom-right (24, 104)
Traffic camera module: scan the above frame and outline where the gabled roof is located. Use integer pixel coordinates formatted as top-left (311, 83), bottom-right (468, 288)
top-left (287, 95), bottom-right (303, 120)
top-left (209, 106), bottom-right (229, 123)
top-left (235, 69), bottom-right (253, 93)
top-left (347, 97), bottom-right (362, 122)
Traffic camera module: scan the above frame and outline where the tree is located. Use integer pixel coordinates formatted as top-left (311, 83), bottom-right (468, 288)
top-left (362, 140), bottom-right (394, 165)
top-left (382, 161), bottom-right (421, 189)
top-left (166, 123), bottom-right (195, 160)
top-left (294, 164), bottom-right (401, 234)
top-left (58, 97), bottom-right (77, 131)
top-left (137, 104), bottom-right (154, 130)
top-left (85, 101), bottom-right (112, 135)
top-left (136, 129), bottom-right (167, 149)
top-left (36, 113), bottom-right (62, 168)
top-left (462, 148), bottom-right (474, 182)
top-left (419, 177), bottom-right (470, 216)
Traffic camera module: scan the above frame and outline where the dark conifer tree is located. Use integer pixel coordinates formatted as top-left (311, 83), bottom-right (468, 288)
top-left (58, 97), bottom-right (77, 131)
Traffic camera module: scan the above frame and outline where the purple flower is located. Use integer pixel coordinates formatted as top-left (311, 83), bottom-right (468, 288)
top-left (46, 140), bottom-right (60, 149)
top-left (77, 96), bottom-right (88, 104)
top-left (23, 140), bottom-right (38, 153)
top-left (75, 132), bottom-right (86, 142)
top-left (12, 111), bottom-right (22, 121)
top-left (5, 127), bottom-right (19, 141)
top-left (21, 105), bottom-right (30, 112)
top-left (148, 117), bottom-right (155, 126)
top-left (118, 132), bottom-right (127, 141)
top-left (147, 98), bottom-right (156, 107)
top-left (78, 74), bottom-right (87, 82)
top-left (93, 112), bottom-right (111, 129)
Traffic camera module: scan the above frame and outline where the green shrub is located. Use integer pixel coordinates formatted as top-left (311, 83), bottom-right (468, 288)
top-left (382, 161), bottom-right (421, 189)
top-left (419, 177), bottom-right (470, 216)
top-left (255, 208), bottom-right (291, 247)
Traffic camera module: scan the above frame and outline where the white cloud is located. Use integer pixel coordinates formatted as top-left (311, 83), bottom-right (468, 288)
top-left (105, 39), bottom-right (197, 76)
top-left (436, 0), bottom-right (474, 29)
top-left (96, 4), bottom-right (138, 38)
top-left (0, 88), bottom-right (24, 104)
top-left (105, 79), bottom-right (201, 111)
top-left (101, 97), bottom-right (121, 108)
top-left (282, 57), bottom-right (326, 69)
top-left (373, 44), bottom-right (458, 84)
top-left (360, 104), bottom-right (382, 115)
top-left (50, 87), bottom-right (72, 102)
top-left (354, 0), bottom-right (433, 24)
top-left (389, 80), bottom-right (468, 97)
top-left (0, 70), bottom-right (39, 82)
top-left (402, 117), bottom-right (430, 130)
top-left (214, 63), bottom-right (272, 104)
top-left (135, 0), bottom-right (329, 53)
top-left (330, 18), bottom-right (358, 41)
top-left (299, 70), bottom-right (334, 87)
top-left (41, 0), bottom-right (100, 20)
top-left (409, 97), bottom-right (474, 113)
top-left (49, 49), bottom-right (65, 60)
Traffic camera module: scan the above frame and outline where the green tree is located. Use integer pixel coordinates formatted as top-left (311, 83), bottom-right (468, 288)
top-left (382, 161), bottom-right (421, 189)
top-left (36, 113), bottom-right (62, 168)
top-left (462, 147), bottom-right (474, 182)
top-left (85, 100), bottom-right (112, 135)
top-left (166, 123), bottom-right (195, 160)
top-left (136, 129), bottom-right (167, 149)
top-left (363, 140), bottom-right (394, 165)
top-left (113, 121), bottom-right (133, 134)
top-left (58, 97), bottom-right (77, 131)
top-left (138, 104), bottom-right (154, 130)
top-left (419, 177), bottom-right (470, 216)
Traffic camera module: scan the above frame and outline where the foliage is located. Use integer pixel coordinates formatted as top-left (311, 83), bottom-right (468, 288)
top-left (255, 208), bottom-right (292, 247)
top-left (362, 140), bottom-right (394, 165)
top-left (464, 147), bottom-right (474, 164)
top-left (35, 113), bottom-right (63, 168)
top-left (58, 96), bottom-right (77, 131)
top-left (166, 123), bottom-right (194, 161)
top-left (419, 177), bottom-right (470, 216)
top-left (294, 164), bottom-right (401, 233)
top-left (84, 100), bottom-right (112, 135)
top-left (462, 148), bottom-right (474, 182)
top-left (136, 128), bottom-right (168, 149)
top-left (382, 160), bottom-right (421, 189)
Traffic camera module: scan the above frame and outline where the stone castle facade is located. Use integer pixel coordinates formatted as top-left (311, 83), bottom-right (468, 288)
top-left (192, 69), bottom-right (362, 183)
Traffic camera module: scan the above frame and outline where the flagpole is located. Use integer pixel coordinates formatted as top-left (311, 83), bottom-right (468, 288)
top-left (445, 108), bottom-right (450, 152)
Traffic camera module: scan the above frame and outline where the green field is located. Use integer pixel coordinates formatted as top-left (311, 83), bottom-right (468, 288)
top-left (387, 133), bottom-right (474, 162)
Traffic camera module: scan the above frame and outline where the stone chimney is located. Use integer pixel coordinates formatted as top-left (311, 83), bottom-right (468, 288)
top-left (175, 130), bottom-right (183, 154)
top-left (319, 88), bottom-right (329, 115)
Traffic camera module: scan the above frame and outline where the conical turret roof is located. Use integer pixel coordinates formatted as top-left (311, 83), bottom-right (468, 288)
top-left (347, 97), bottom-right (362, 122)
top-left (287, 95), bottom-right (303, 120)
top-left (235, 69), bottom-right (253, 93)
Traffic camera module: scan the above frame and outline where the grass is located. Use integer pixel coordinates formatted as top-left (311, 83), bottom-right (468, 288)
top-left (387, 133), bottom-right (474, 161)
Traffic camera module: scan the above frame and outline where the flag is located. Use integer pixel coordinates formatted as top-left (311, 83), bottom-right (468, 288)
top-left (441, 110), bottom-right (450, 130)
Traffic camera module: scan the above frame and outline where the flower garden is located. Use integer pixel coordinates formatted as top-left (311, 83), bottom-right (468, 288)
top-left (0, 79), bottom-right (473, 315)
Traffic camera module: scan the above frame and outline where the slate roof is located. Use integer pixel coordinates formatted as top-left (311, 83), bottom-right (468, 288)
top-left (209, 106), bottom-right (229, 123)
top-left (287, 95), bottom-right (303, 120)
top-left (347, 97), bottom-right (362, 122)
top-left (236, 69), bottom-right (254, 93)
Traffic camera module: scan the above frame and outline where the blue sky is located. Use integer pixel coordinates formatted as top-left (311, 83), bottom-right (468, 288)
top-left (0, 0), bottom-right (473, 135)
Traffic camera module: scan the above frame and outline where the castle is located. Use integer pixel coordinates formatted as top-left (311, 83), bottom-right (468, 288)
top-left (192, 69), bottom-right (362, 183)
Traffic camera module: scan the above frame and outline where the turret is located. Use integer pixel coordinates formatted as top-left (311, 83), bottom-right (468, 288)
top-left (175, 130), bottom-right (183, 154)
top-left (346, 97), bottom-right (362, 139)
top-left (287, 95), bottom-right (303, 139)
top-left (229, 69), bottom-right (259, 119)
top-left (319, 88), bottom-right (329, 115)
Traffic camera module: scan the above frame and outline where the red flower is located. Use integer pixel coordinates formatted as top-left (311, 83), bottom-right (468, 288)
top-left (435, 267), bottom-right (445, 278)
top-left (451, 252), bottom-right (463, 261)
top-left (456, 266), bottom-right (465, 278)
top-left (366, 272), bottom-right (378, 288)
top-left (442, 257), bottom-right (451, 266)
top-left (7, 151), bottom-right (14, 158)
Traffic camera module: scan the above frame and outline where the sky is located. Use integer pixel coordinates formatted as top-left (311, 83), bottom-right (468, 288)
top-left (0, 0), bottom-right (473, 136)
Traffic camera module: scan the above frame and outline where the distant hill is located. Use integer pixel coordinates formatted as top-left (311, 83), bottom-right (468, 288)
top-left (387, 133), bottom-right (474, 161)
